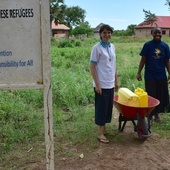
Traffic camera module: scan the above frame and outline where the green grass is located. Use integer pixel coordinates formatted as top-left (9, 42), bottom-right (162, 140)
top-left (1, 36), bottom-right (170, 169)
top-left (151, 113), bottom-right (170, 137)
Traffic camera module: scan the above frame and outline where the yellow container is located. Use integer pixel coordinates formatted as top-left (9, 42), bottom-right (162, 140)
top-left (118, 87), bottom-right (139, 106)
top-left (134, 87), bottom-right (148, 107)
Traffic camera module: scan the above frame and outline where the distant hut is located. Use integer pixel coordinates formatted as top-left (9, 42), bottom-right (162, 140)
top-left (93, 23), bottom-right (114, 39)
top-left (51, 21), bottom-right (70, 38)
top-left (93, 23), bottom-right (105, 39)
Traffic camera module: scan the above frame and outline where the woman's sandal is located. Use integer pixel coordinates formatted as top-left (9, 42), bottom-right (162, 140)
top-left (97, 137), bottom-right (109, 144)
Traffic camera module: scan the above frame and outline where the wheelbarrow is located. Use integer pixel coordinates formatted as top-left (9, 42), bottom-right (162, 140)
top-left (113, 95), bottom-right (160, 141)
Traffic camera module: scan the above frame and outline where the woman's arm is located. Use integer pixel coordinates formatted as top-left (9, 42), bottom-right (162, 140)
top-left (90, 62), bottom-right (102, 95)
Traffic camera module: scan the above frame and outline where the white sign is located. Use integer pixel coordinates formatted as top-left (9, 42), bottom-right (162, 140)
top-left (0, 1), bottom-right (54, 170)
top-left (0, 0), bottom-right (42, 85)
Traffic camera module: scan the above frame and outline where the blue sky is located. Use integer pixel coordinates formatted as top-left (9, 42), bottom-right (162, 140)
top-left (64, 0), bottom-right (170, 30)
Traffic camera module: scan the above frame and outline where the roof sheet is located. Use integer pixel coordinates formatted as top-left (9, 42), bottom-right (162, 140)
top-left (135, 16), bottom-right (170, 29)
top-left (52, 21), bottom-right (70, 30)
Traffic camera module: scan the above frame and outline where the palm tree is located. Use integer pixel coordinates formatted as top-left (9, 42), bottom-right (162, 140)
top-left (50, 0), bottom-right (66, 25)
top-left (140, 1), bottom-right (170, 26)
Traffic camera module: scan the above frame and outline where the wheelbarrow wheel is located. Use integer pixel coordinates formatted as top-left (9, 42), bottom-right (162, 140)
top-left (137, 118), bottom-right (148, 141)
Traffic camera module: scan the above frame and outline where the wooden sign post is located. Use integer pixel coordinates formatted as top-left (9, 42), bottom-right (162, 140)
top-left (0, 0), bottom-right (54, 169)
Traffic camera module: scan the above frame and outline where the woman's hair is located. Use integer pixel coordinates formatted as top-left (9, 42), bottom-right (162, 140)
top-left (99, 24), bottom-right (113, 34)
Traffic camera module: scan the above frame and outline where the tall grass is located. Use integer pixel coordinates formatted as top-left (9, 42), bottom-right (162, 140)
top-left (0, 90), bottom-right (44, 154)
top-left (51, 36), bottom-right (170, 152)
top-left (1, 35), bottom-right (170, 162)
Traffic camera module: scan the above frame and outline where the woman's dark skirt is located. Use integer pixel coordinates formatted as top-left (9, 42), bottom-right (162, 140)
top-left (94, 88), bottom-right (114, 126)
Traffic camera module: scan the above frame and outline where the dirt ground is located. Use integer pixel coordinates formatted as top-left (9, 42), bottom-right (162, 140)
top-left (55, 137), bottom-right (170, 170)
top-left (31, 108), bottom-right (170, 170)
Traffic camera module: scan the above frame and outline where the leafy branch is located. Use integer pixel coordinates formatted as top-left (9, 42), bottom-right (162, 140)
top-left (139, 9), bottom-right (157, 26)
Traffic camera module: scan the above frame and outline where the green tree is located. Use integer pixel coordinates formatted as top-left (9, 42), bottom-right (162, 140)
top-left (126, 24), bottom-right (136, 36)
top-left (50, 0), bottom-right (66, 24)
top-left (113, 30), bottom-right (127, 36)
top-left (165, 0), bottom-right (170, 11)
top-left (63, 6), bottom-right (86, 30)
top-left (72, 22), bottom-right (93, 36)
top-left (141, 1), bottom-right (170, 26)
top-left (139, 9), bottom-right (156, 26)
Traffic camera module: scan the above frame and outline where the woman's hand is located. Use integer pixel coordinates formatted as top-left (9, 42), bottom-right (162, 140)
top-left (95, 84), bottom-right (102, 95)
top-left (114, 82), bottom-right (118, 92)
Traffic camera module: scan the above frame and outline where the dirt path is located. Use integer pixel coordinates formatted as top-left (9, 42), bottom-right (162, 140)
top-left (54, 132), bottom-right (170, 170)
top-left (27, 108), bottom-right (170, 170)
top-left (54, 109), bottom-right (170, 170)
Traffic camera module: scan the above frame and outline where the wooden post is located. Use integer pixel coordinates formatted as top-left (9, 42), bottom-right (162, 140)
top-left (41, 0), bottom-right (54, 169)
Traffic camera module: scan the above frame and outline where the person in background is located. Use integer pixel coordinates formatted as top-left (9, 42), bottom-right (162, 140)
top-left (90, 24), bottom-right (118, 143)
top-left (136, 26), bottom-right (170, 123)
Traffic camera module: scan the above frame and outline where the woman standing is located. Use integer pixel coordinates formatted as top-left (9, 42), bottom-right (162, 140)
top-left (90, 24), bottom-right (118, 143)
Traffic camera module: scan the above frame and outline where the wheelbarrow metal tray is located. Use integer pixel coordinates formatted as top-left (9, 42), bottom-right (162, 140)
top-left (113, 95), bottom-right (160, 119)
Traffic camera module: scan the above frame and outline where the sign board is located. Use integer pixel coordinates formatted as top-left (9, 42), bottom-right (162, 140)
top-left (0, 0), bottom-right (42, 88)
top-left (0, 0), bottom-right (54, 169)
